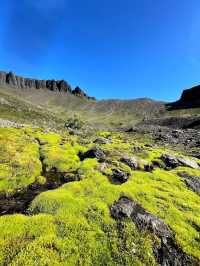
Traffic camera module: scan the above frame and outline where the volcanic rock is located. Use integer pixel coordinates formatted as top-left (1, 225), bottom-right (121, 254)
top-left (111, 169), bottom-right (129, 184)
top-left (178, 172), bottom-right (200, 195)
top-left (120, 156), bottom-right (138, 170)
top-left (79, 147), bottom-right (106, 162)
top-left (110, 196), bottom-right (195, 266)
top-left (161, 154), bottom-right (199, 169)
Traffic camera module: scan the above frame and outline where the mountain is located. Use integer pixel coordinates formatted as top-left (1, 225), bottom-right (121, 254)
top-left (1, 70), bottom-right (200, 129)
top-left (167, 85), bottom-right (200, 109)
top-left (0, 71), bottom-right (167, 128)
top-left (0, 71), bottom-right (95, 100)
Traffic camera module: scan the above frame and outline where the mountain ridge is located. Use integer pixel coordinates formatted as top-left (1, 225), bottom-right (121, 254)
top-left (0, 70), bottom-right (95, 100)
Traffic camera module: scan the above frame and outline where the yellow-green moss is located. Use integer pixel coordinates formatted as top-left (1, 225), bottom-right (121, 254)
top-left (0, 128), bottom-right (42, 194)
top-left (0, 128), bottom-right (200, 265)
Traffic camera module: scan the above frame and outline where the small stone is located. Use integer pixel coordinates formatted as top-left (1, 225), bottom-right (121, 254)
top-left (111, 169), bottom-right (129, 184)
top-left (120, 156), bottom-right (138, 170)
top-left (94, 137), bottom-right (109, 145)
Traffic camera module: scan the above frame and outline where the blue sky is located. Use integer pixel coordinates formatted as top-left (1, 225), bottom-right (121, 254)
top-left (0, 0), bottom-right (200, 101)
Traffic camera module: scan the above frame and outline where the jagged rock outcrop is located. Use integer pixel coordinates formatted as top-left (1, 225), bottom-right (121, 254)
top-left (179, 85), bottom-right (200, 107)
top-left (168, 85), bottom-right (200, 109)
top-left (72, 86), bottom-right (96, 100)
top-left (0, 71), bottom-right (95, 100)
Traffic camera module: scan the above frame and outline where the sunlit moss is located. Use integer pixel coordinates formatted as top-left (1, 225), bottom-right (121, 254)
top-left (0, 128), bottom-right (42, 194)
top-left (0, 128), bottom-right (200, 264)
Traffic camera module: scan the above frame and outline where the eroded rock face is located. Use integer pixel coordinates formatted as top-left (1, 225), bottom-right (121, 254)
top-left (110, 196), bottom-right (195, 266)
top-left (171, 85), bottom-right (200, 108)
top-left (0, 71), bottom-right (7, 84)
top-left (0, 71), bottom-right (95, 100)
top-left (161, 154), bottom-right (199, 169)
top-left (72, 86), bottom-right (87, 97)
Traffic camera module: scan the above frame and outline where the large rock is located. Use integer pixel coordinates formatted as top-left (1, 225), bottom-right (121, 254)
top-left (161, 154), bottom-right (199, 169)
top-left (111, 169), bottom-right (129, 184)
top-left (79, 147), bottom-right (106, 162)
top-left (110, 196), bottom-right (195, 266)
top-left (120, 156), bottom-right (138, 170)
top-left (178, 172), bottom-right (200, 195)
top-left (110, 196), bottom-right (171, 238)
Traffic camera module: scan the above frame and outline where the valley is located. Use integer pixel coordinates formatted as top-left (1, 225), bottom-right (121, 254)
top-left (0, 73), bottom-right (200, 265)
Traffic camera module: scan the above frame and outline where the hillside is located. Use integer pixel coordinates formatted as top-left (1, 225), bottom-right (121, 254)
top-left (0, 127), bottom-right (200, 265)
top-left (0, 83), bottom-right (166, 128)
top-left (0, 72), bottom-right (200, 265)
top-left (1, 72), bottom-right (200, 130)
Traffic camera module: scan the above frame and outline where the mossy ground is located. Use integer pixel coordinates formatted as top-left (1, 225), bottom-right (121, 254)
top-left (0, 128), bottom-right (200, 265)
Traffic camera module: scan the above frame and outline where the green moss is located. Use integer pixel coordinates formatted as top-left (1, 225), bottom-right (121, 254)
top-left (0, 128), bottom-right (42, 194)
top-left (36, 176), bottom-right (46, 185)
top-left (0, 128), bottom-right (200, 264)
top-left (40, 143), bottom-right (81, 173)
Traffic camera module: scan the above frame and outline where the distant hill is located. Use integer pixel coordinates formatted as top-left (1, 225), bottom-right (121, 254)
top-left (1, 70), bottom-right (200, 128)
top-left (0, 84), bottom-right (166, 128)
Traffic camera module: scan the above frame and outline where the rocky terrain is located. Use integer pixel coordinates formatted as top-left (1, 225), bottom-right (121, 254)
top-left (0, 73), bottom-right (200, 265)
top-left (0, 127), bottom-right (200, 265)
top-left (0, 71), bottom-right (95, 100)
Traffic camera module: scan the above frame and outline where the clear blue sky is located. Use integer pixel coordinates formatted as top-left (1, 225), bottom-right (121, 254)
top-left (0, 0), bottom-right (200, 101)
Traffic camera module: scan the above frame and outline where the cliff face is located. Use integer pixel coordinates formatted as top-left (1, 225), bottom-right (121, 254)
top-left (166, 85), bottom-right (200, 110)
top-left (0, 71), bottom-right (95, 100)
top-left (179, 85), bottom-right (200, 106)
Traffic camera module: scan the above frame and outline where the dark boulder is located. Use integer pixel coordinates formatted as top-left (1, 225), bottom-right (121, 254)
top-left (79, 147), bottom-right (106, 162)
top-left (161, 154), bottom-right (199, 169)
top-left (178, 172), bottom-right (200, 195)
top-left (110, 196), bottom-right (171, 238)
top-left (111, 169), bottom-right (129, 184)
top-left (120, 156), bottom-right (138, 170)
top-left (161, 154), bottom-right (180, 168)
top-left (110, 196), bottom-right (196, 266)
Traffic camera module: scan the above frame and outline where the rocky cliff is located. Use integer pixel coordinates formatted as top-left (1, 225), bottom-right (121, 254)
top-left (166, 85), bottom-right (200, 110)
top-left (179, 85), bottom-right (200, 107)
top-left (0, 71), bottom-right (95, 100)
